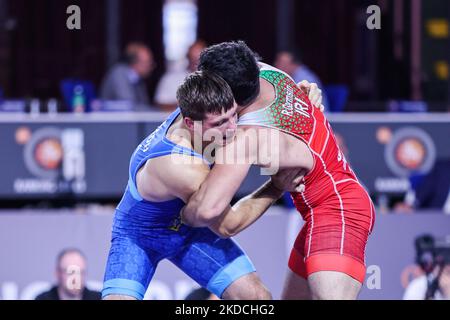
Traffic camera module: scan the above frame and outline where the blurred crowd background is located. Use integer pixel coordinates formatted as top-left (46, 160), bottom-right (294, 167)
top-left (0, 0), bottom-right (449, 113)
top-left (0, 0), bottom-right (449, 300)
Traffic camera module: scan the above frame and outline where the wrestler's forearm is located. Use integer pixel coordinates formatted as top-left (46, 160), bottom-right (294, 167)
top-left (209, 180), bottom-right (283, 238)
top-left (182, 163), bottom-right (252, 228)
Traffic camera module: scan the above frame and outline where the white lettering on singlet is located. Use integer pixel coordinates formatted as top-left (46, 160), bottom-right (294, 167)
top-left (281, 85), bottom-right (310, 118)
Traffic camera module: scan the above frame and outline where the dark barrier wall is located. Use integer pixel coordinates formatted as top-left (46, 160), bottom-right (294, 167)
top-left (0, 113), bottom-right (449, 199)
top-left (331, 115), bottom-right (450, 196)
top-left (0, 207), bottom-right (449, 300)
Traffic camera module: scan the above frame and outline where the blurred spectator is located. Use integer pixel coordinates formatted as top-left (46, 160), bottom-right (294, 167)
top-left (100, 43), bottom-right (155, 111)
top-left (154, 40), bottom-right (207, 112)
top-left (275, 49), bottom-right (328, 111)
top-left (184, 287), bottom-right (219, 300)
top-left (35, 248), bottom-right (101, 300)
top-left (403, 235), bottom-right (450, 300)
top-left (395, 159), bottom-right (450, 214)
top-left (415, 160), bottom-right (450, 213)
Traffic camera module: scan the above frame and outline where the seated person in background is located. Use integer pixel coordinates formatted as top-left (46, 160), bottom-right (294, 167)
top-left (35, 248), bottom-right (101, 300)
top-left (184, 287), bottom-right (219, 300)
top-left (154, 40), bottom-right (207, 112)
top-left (100, 42), bottom-right (155, 111)
top-left (274, 48), bottom-right (328, 111)
top-left (415, 160), bottom-right (450, 213)
top-left (395, 159), bottom-right (450, 214)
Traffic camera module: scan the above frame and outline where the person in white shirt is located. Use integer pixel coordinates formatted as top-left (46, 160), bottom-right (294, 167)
top-left (403, 263), bottom-right (450, 300)
top-left (154, 40), bottom-right (207, 112)
top-left (404, 235), bottom-right (450, 300)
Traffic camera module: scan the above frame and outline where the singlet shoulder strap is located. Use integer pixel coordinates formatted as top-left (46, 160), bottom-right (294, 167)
top-left (238, 66), bottom-right (314, 137)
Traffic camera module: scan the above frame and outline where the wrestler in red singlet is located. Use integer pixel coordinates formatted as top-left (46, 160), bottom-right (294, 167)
top-left (237, 64), bottom-right (375, 283)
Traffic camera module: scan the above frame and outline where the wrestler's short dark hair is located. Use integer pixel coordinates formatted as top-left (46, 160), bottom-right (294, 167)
top-left (177, 71), bottom-right (234, 121)
top-left (198, 40), bottom-right (260, 107)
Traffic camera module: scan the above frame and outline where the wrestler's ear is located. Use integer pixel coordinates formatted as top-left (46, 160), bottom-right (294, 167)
top-left (184, 117), bottom-right (195, 130)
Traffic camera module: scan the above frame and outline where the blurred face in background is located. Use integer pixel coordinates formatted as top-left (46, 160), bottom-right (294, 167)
top-left (134, 47), bottom-right (154, 79)
top-left (188, 41), bottom-right (207, 72)
top-left (56, 251), bottom-right (87, 299)
top-left (274, 51), bottom-right (298, 77)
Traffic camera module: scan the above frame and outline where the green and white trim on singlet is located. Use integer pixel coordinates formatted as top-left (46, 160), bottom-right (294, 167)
top-left (237, 63), bottom-right (313, 136)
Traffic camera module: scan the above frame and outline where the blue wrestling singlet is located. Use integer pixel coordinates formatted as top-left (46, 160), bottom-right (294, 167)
top-left (102, 109), bottom-right (256, 299)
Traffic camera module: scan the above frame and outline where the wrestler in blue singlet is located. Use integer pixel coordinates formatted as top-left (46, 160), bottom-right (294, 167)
top-left (102, 109), bottom-right (256, 300)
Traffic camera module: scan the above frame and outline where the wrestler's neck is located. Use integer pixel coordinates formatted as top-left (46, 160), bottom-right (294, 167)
top-left (238, 78), bottom-right (276, 116)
